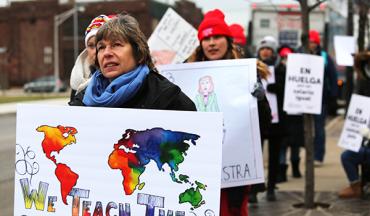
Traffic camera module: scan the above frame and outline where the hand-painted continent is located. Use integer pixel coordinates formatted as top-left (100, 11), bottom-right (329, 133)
top-left (36, 125), bottom-right (77, 164)
top-left (37, 125), bottom-right (78, 204)
top-left (179, 181), bottom-right (207, 209)
top-left (108, 128), bottom-right (200, 195)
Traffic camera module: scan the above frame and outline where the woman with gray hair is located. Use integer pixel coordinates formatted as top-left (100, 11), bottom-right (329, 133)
top-left (71, 13), bottom-right (195, 111)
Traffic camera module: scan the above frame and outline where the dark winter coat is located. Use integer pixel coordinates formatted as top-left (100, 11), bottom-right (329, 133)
top-left (69, 70), bottom-right (196, 111)
top-left (265, 61), bottom-right (286, 136)
top-left (267, 61), bottom-right (304, 145)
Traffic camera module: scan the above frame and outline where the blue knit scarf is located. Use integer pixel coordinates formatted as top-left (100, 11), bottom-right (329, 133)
top-left (82, 65), bottom-right (149, 107)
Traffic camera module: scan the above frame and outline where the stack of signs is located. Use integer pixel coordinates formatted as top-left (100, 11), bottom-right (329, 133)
top-left (158, 59), bottom-right (265, 188)
top-left (14, 105), bottom-right (223, 215)
top-left (148, 8), bottom-right (199, 66)
top-left (338, 94), bottom-right (370, 152)
top-left (283, 53), bottom-right (324, 115)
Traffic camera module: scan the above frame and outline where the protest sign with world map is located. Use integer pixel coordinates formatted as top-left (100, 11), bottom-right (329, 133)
top-left (14, 104), bottom-right (222, 215)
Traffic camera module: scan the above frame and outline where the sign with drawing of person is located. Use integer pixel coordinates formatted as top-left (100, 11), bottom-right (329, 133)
top-left (14, 104), bottom-right (223, 216)
top-left (262, 66), bottom-right (279, 123)
top-left (283, 53), bottom-right (324, 114)
top-left (195, 75), bottom-right (220, 112)
top-left (338, 94), bottom-right (370, 152)
top-left (158, 59), bottom-right (265, 188)
top-left (148, 8), bottom-right (199, 66)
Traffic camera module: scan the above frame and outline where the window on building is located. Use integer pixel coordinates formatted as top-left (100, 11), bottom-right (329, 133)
top-left (260, 19), bottom-right (270, 28)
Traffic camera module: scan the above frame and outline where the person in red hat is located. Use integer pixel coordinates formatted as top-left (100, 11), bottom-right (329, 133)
top-left (229, 23), bottom-right (253, 58)
top-left (187, 9), bottom-right (272, 216)
top-left (229, 24), bottom-right (246, 46)
top-left (306, 30), bottom-right (338, 166)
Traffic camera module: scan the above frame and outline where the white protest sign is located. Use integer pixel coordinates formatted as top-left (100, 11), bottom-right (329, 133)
top-left (148, 8), bottom-right (199, 66)
top-left (158, 59), bottom-right (265, 188)
top-left (338, 94), bottom-right (370, 152)
top-left (14, 104), bottom-right (222, 216)
top-left (262, 66), bottom-right (279, 123)
top-left (283, 53), bottom-right (324, 114)
top-left (334, 35), bottom-right (355, 66)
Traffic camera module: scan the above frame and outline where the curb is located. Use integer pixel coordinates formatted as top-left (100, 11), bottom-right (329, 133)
top-left (0, 98), bottom-right (69, 115)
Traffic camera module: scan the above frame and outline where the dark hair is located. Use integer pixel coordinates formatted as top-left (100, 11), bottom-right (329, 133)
top-left (95, 14), bottom-right (154, 70)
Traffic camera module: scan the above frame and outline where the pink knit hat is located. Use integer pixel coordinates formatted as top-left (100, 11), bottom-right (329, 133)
top-left (84, 14), bottom-right (114, 46)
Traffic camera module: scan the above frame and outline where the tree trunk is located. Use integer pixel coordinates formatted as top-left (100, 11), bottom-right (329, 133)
top-left (299, 0), bottom-right (315, 209)
top-left (346, 0), bottom-right (354, 110)
top-left (357, 4), bottom-right (369, 52)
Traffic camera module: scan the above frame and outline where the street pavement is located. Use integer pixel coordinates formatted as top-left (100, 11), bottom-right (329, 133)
top-left (249, 115), bottom-right (370, 215)
top-left (0, 90), bottom-right (369, 215)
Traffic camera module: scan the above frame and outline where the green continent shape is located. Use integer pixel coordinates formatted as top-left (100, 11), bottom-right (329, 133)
top-left (179, 174), bottom-right (190, 183)
top-left (138, 182), bottom-right (145, 190)
top-left (178, 186), bottom-right (205, 209)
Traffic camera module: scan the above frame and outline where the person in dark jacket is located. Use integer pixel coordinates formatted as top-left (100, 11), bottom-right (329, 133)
top-left (307, 30), bottom-right (338, 165)
top-left (251, 35), bottom-right (283, 202)
top-left (70, 14), bottom-right (195, 112)
top-left (274, 45), bottom-right (304, 183)
top-left (187, 9), bottom-right (271, 215)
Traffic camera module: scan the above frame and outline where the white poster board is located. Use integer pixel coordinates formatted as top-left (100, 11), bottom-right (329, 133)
top-left (158, 59), bottom-right (265, 188)
top-left (334, 35), bottom-right (355, 66)
top-left (148, 8), bottom-right (199, 66)
top-left (262, 66), bottom-right (279, 123)
top-left (14, 104), bottom-right (223, 216)
top-left (338, 94), bottom-right (370, 152)
top-left (283, 53), bottom-right (324, 114)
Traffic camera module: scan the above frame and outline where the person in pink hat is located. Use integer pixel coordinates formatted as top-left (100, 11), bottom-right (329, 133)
top-left (69, 14), bottom-right (114, 105)
top-left (187, 9), bottom-right (272, 216)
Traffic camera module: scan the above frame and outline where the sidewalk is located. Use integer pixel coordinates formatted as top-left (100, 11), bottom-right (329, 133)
top-left (249, 116), bottom-right (370, 215)
top-left (0, 88), bottom-right (69, 115)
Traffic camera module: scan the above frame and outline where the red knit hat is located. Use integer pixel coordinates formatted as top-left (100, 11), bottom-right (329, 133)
top-left (279, 47), bottom-right (293, 58)
top-left (197, 9), bottom-right (232, 41)
top-left (309, 30), bottom-right (321, 45)
top-left (229, 24), bottom-right (247, 46)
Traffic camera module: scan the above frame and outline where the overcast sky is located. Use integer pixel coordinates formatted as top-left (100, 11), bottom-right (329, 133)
top-left (1, 0), bottom-right (344, 29)
top-left (0, 0), bottom-right (299, 28)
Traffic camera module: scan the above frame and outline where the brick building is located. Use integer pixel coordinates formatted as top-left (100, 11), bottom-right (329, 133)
top-left (0, 0), bottom-right (202, 88)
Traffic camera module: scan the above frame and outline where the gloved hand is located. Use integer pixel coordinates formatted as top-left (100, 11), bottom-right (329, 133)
top-left (251, 82), bottom-right (265, 101)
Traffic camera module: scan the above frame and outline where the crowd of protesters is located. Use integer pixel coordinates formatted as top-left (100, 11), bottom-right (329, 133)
top-left (67, 7), bottom-right (370, 216)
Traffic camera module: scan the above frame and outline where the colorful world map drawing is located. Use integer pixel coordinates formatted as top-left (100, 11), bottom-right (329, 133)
top-left (37, 125), bottom-right (206, 209)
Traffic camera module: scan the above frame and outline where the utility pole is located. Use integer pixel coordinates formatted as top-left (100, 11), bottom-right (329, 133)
top-left (53, 5), bottom-right (84, 92)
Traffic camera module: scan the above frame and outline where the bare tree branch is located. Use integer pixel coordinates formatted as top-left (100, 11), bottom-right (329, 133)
top-left (308, 0), bottom-right (327, 12)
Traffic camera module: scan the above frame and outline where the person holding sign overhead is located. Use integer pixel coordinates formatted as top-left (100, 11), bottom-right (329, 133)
top-left (187, 9), bottom-right (271, 216)
top-left (70, 13), bottom-right (195, 111)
